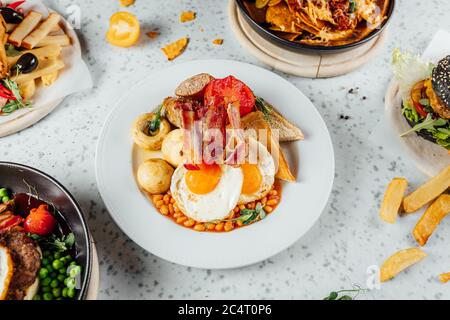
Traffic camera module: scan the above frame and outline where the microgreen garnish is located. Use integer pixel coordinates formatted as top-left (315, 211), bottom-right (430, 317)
top-left (255, 96), bottom-right (273, 123)
top-left (218, 203), bottom-right (266, 225)
top-left (324, 285), bottom-right (367, 300)
top-left (148, 104), bottom-right (163, 133)
top-left (400, 113), bottom-right (448, 137)
top-left (28, 232), bottom-right (75, 253)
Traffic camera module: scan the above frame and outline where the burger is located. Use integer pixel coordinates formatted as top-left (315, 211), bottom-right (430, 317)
top-left (392, 50), bottom-right (450, 151)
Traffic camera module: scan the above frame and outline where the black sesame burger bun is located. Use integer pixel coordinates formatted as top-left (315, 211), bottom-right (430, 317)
top-left (432, 55), bottom-right (450, 110)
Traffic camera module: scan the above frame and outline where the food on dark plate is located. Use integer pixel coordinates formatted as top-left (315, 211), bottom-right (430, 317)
top-left (392, 50), bottom-right (450, 151)
top-left (0, 186), bottom-right (82, 300)
top-left (242, 0), bottom-right (390, 47)
top-left (132, 73), bottom-right (304, 232)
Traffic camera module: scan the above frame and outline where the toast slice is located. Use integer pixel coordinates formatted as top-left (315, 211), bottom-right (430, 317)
top-left (240, 111), bottom-right (296, 182)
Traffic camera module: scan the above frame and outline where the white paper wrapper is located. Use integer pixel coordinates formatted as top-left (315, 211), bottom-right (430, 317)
top-left (370, 30), bottom-right (450, 177)
top-left (0, 0), bottom-right (93, 125)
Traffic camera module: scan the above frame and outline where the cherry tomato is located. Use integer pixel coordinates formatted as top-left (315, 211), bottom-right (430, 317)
top-left (204, 76), bottom-right (255, 117)
top-left (23, 204), bottom-right (56, 236)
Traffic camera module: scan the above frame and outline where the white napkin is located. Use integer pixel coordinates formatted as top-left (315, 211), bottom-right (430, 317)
top-left (0, 0), bottom-right (93, 125)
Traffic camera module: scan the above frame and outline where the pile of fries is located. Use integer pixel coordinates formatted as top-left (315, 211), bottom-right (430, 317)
top-left (0, 7), bottom-right (70, 105)
top-left (378, 165), bottom-right (450, 283)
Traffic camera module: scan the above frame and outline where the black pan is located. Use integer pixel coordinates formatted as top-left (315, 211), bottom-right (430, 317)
top-left (0, 162), bottom-right (92, 300)
top-left (236, 0), bottom-right (396, 54)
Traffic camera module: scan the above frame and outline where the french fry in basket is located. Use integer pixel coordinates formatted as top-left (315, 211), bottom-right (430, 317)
top-left (41, 71), bottom-right (58, 87)
top-left (412, 194), bottom-right (450, 246)
top-left (380, 248), bottom-right (427, 282)
top-left (403, 165), bottom-right (450, 213)
top-left (7, 45), bottom-right (62, 66)
top-left (439, 273), bottom-right (450, 283)
top-left (8, 11), bottom-right (42, 47)
top-left (36, 34), bottom-right (71, 47)
top-left (16, 58), bottom-right (64, 85)
top-left (379, 178), bottom-right (408, 223)
top-left (22, 13), bottom-right (61, 49)
top-left (19, 80), bottom-right (36, 100)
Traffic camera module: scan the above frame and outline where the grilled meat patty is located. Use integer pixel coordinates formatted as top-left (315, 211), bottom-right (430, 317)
top-left (0, 229), bottom-right (40, 300)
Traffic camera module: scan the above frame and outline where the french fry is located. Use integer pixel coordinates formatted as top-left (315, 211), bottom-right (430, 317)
top-left (41, 71), bottom-right (58, 87)
top-left (22, 13), bottom-right (61, 49)
top-left (412, 194), bottom-right (450, 246)
top-left (7, 45), bottom-right (62, 66)
top-left (403, 165), bottom-right (450, 213)
top-left (8, 11), bottom-right (42, 47)
top-left (379, 178), bottom-right (408, 224)
top-left (35, 34), bottom-right (70, 47)
top-left (439, 273), bottom-right (450, 283)
top-left (16, 58), bottom-right (64, 85)
top-left (380, 248), bottom-right (427, 282)
top-left (19, 80), bottom-right (36, 100)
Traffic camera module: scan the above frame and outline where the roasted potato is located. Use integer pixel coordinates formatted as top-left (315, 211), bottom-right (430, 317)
top-left (161, 129), bottom-right (185, 167)
top-left (413, 194), bottom-right (450, 246)
top-left (403, 165), bottom-right (450, 213)
top-left (137, 159), bottom-right (174, 194)
top-left (132, 113), bottom-right (171, 150)
top-left (379, 178), bottom-right (408, 224)
top-left (380, 248), bottom-right (427, 282)
top-left (174, 73), bottom-right (213, 98)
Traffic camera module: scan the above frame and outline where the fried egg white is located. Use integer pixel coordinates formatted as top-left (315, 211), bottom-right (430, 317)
top-left (238, 139), bottom-right (275, 205)
top-left (171, 165), bottom-right (244, 222)
top-left (0, 245), bottom-right (13, 300)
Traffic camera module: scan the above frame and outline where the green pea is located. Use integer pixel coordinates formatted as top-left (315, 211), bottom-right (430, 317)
top-left (43, 292), bottom-right (53, 300)
top-left (43, 250), bottom-right (52, 258)
top-left (56, 297), bottom-right (63, 300)
top-left (0, 188), bottom-right (8, 197)
top-left (41, 258), bottom-right (50, 266)
top-left (54, 252), bottom-right (61, 259)
top-left (67, 288), bottom-right (75, 299)
top-left (65, 277), bottom-right (76, 289)
top-left (39, 268), bottom-right (49, 279)
top-left (50, 279), bottom-right (59, 288)
top-left (64, 255), bottom-right (73, 262)
top-left (41, 277), bottom-right (52, 287)
top-left (2, 196), bottom-right (9, 203)
top-left (62, 287), bottom-right (68, 298)
top-left (46, 265), bottom-right (54, 273)
top-left (41, 286), bottom-right (51, 293)
top-left (69, 265), bottom-right (81, 277)
top-left (57, 274), bottom-right (66, 282)
top-left (50, 272), bottom-right (57, 279)
top-left (52, 259), bottom-right (64, 270)
top-left (69, 261), bottom-right (77, 266)
top-left (59, 267), bottom-right (67, 275)
top-left (33, 294), bottom-right (41, 300)
top-left (52, 287), bottom-right (62, 298)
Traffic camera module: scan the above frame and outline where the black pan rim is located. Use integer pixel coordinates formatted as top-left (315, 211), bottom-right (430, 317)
top-left (236, 0), bottom-right (396, 54)
top-left (0, 161), bottom-right (92, 300)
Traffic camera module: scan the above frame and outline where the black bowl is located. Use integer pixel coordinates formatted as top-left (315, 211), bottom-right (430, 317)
top-left (236, 0), bottom-right (396, 54)
top-left (0, 162), bottom-right (92, 300)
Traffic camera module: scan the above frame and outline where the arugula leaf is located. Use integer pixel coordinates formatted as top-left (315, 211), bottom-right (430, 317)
top-left (2, 78), bottom-right (31, 110)
top-left (400, 113), bottom-right (448, 137)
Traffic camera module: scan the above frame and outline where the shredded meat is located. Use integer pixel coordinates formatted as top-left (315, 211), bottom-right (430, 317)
top-left (329, 0), bottom-right (352, 30)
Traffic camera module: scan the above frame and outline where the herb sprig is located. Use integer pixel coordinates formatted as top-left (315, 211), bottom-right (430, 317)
top-left (324, 285), bottom-right (367, 300)
top-left (255, 97), bottom-right (273, 123)
top-left (148, 104), bottom-right (163, 133)
top-left (1, 78), bottom-right (31, 114)
top-left (218, 203), bottom-right (266, 225)
top-left (400, 113), bottom-right (448, 137)
top-left (28, 232), bottom-right (75, 253)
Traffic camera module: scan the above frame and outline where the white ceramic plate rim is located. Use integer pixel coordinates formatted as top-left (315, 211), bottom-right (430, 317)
top-left (95, 59), bottom-right (335, 269)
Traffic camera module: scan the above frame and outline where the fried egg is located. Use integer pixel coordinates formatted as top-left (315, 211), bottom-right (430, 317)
top-left (171, 164), bottom-right (243, 222)
top-left (238, 139), bottom-right (275, 205)
top-left (0, 245), bottom-right (13, 300)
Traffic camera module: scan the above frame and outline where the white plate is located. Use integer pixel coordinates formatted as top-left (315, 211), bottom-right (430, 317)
top-left (95, 60), bottom-right (335, 269)
top-left (385, 80), bottom-right (450, 177)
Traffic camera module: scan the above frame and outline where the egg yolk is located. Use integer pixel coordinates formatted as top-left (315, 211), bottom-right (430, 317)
top-left (185, 164), bottom-right (222, 195)
top-left (241, 164), bottom-right (262, 195)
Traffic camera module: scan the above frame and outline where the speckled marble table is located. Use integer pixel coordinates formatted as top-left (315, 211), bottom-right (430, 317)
top-left (1, 0), bottom-right (450, 300)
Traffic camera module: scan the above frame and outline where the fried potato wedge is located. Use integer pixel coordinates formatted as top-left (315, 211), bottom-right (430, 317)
top-left (439, 273), bottom-right (450, 283)
top-left (379, 178), bottom-right (408, 224)
top-left (412, 194), bottom-right (450, 246)
top-left (380, 248), bottom-right (427, 282)
top-left (403, 165), bottom-right (450, 213)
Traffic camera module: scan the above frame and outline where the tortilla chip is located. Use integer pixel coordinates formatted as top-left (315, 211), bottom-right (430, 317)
top-left (271, 30), bottom-right (301, 41)
top-left (161, 37), bottom-right (189, 61)
top-left (212, 38), bottom-right (223, 45)
top-left (119, 0), bottom-right (135, 7)
top-left (180, 11), bottom-right (196, 23)
top-left (146, 31), bottom-right (159, 39)
top-left (266, 2), bottom-right (301, 33)
top-left (268, 0), bottom-right (283, 6)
